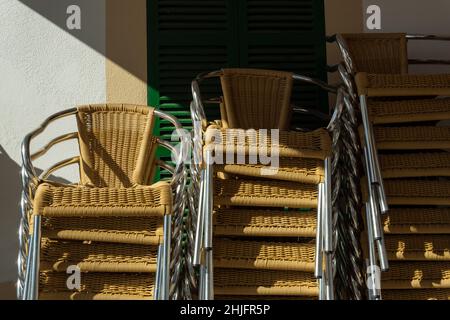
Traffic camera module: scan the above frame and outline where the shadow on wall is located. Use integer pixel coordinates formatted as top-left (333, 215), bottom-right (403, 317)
top-left (0, 145), bottom-right (71, 298)
top-left (0, 145), bottom-right (21, 290)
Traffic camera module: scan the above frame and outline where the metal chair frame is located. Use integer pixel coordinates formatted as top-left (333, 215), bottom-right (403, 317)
top-left (18, 106), bottom-right (188, 301)
top-left (190, 68), bottom-right (341, 300)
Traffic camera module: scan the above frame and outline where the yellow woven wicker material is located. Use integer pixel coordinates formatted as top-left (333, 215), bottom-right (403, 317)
top-left (380, 152), bottom-right (450, 179)
top-left (370, 126), bottom-right (450, 150)
top-left (341, 33), bottom-right (408, 74)
top-left (220, 68), bottom-right (293, 130)
top-left (215, 295), bottom-right (316, 300)
top-left (381, 179), bottom-right (450, 206)
top-left (33, 182), bottom-right (172, 217)
top-left (42, 216), bottom-right (163, 245)
top-left (77, 104), bottom-right (157, 188)
top-left (214, 157), bottom-right (324, 184)
top-left (381, 261), bottom-right (450, 289)
top-left (39, 271), bottom-right (154, 300)
top-left (204, 127), bottom-right (331, 160)
top-left (383, 208), bottom-right (450, 234)
top-left (40, 238), bottom-right (157, 273)
top-left (384, 235), bottom-right (450, 261)
top-left (368, 98), bottom-right (450, 124)
top-left (382, 289), bottom-right (450, 300)
top-left (214, 178), bottom-right (318, 208)
top-left (214, 238), bottom-right (315, 272)
top-left (214, 208), bottom-right (316, 237)
top-left (214, 268), bottom-right (318, 296)
top-left (356, 73), bottom-right (450, 97)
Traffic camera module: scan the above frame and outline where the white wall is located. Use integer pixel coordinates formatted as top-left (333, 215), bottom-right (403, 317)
top-left (0, 0), bottom-right (106, 285)
top-left (362, 0), bottom-right (450, 74)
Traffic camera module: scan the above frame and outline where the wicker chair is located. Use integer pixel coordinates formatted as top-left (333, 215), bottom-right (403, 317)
top-left (334, 33), bottom-right (450, 300)
top-left (19, 104), bottom-right (187, 300)
top-left (190, 68), bottom-right (339, 300)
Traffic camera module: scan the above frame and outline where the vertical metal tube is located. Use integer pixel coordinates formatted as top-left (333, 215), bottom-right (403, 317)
top-left (154, 244), bottom-right (163, 300)
top-left (193, 171), bottom-right (205, 266)
top-left (324, 158), bottom-right (333, 253)
top-left (162, 214), bottom-right (172, 300)
top-left (365, 203), bottom-right (380, 300)
top-left (30, 215), bottom-right (41, 300)
top-left (364, 147), bottom-right (382, 241)
top-left (325, 253), bottom-right (335, 300)
top-left (359, 95), bottom-right (379, 185)
top-left (376, 238), bottom-right (389, 272)
top-left (204, 250), bottom-right (214, 300)
top-left (204, 150), bottom-right (213, 250)
top-left (23, 234), bottom-right (34, 300)
top-left (199, 265), bottom-right (206, 300)
top-left (314, 183), bottom-right (324, 279)
top-left (319, 277), bottom-right (326, 300)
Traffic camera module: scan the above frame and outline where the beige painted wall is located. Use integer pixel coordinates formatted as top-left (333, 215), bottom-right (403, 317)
top-left (106, 0), bottom-right (147, 105)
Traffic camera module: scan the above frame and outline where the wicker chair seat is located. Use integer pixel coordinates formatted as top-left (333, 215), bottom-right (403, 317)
top-left (382, 208), bottom-right (450, 234)
top-left (380, 152), bottom-right (450, 179)
top-left (356, 72), bottom-right (450, 97)
top-left (39, 271), bottom-right (154, 300)
top-left (214, 238), bottom-right (315, 272)
top-left (214, 157), bottom-right (324, 184)
top-left (42, 216), bottom-right (163, 245)
top-left (214, 178), bottom-right (318, 208)
top-left (40, 238), bottom-right (157, 273)
top-left (361, 125), bottom-right (450, 150)
top-left (204, 127), bottom-right (331, 160)
top-left (382, 289), bottom-right (450, 300)
top-left (214, 208), bottom-right (316, 238)
top-left (382, 261), bottom-right (450, 289)
top-left (384, 235), bottom-right (450, 261)
top-left (214, 268), bottom-right (318, 296)
top-left (33, 181), bottom-right (172, 218)
top-left (382, 179), bottom-right (450, 206)
top-left (368, 98), bottom-right (450, 125)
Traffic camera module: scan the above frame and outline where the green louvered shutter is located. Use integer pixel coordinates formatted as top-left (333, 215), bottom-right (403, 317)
top-left (148, 0), bottom-right (239, 180)
top-left (148, 0), bottom-right (327, 179)
top-left (237, 0), bottom-right (328, 130)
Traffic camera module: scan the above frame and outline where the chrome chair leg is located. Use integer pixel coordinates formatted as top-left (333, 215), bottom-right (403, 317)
top-left (161, 214), bottom-right (172, 300)
top-left (204, 250), bottom-right (214, 300)
top-left (324, 158), bottom-right (333, 254)
top-left (154, 244), bottom-right (163, 300)
top-left (193, 170), bottom-right (206, 266)
top-left (365, 203), bottom-right (381, 300)
top-left (360, 95), bottom-right (388, 214)
top-left (25, 215), bottom-right (41, 300)
top-left (314, 182), bottom-right (324, 280)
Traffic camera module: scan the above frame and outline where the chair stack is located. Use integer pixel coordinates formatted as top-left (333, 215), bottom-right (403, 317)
top-left (21, 104), bottom-right (184, 300)
top-left (337, 33), bottom-right (450, 300)
top-left (361, 97), bottom-right (450, 300)
top-left (191, 69), bottom-right (335, 300)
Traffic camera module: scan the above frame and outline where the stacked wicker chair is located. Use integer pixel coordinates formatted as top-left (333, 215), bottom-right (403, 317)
top-left (18, 104), bottom-right (186, 300)
top-left (337, 33), bottom-right (450, 300)
top-left (190, 68), bottom-right (338, 300)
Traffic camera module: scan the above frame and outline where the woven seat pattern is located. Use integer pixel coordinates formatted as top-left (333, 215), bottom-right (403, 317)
top-left (384, 235), bottom-right (450, 261)
top-left (380, 153), bottom-right (450, 178)
top-left (214, 208), bottom-right (316, 237)
top-left (381, 262), bottom-right (450, 289)
top-left (214, 268), bottom-right (318, 296)
top-left (214, 238), bottom-right (315, 272)
top-left (383, 208), bottom-right (450, 234)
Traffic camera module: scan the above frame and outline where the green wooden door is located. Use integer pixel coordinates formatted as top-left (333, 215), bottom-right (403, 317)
top-left (148, 0), bottom-right (327, 179)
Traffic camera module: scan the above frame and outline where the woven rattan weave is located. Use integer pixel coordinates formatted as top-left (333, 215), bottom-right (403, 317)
top-left (382, 289), bottom-right (450, 300)
top-left (213, 208), bottom-right (316, 238)
top-left (214, 268), bottom-right (318, 296)
top-left (214, 238), bottom-right (315, 272)
top-left (368, 98), bottom-right (450, 124)
top-left (380, 152), bottom-right (450, 179)
top-left (384, 235), bottom-right (450, 261)
top-left (382, 208), bottom-right (450, 234)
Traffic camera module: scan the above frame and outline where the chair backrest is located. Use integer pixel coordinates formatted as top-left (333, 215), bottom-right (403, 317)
top-left (76, 104), bottom-right (157, 188)
top-left (219, 68), bottom-right (294, 130)
top-left (341, 33), bottom-right (408, 74)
